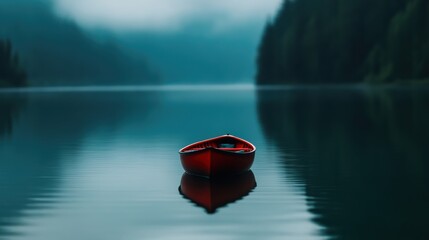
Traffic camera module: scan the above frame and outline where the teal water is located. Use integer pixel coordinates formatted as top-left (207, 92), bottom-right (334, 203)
top-left (0, 87), bottom-right (428, 239)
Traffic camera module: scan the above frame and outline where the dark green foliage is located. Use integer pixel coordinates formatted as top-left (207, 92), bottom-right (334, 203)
top-left (0, 39), bottom-right (26, 87)
top-left (257, 0), bottom-right (429, 84)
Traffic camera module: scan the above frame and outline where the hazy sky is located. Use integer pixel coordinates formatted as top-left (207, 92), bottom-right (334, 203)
top-left (51, 0), bottom-right (283, 83)
top-left (54, 0), bottom-right (282, 32)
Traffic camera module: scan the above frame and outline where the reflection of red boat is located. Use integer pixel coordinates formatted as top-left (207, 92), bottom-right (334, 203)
top-left (179, 135), bottom-right (256, 177)
top-left (179, 171), bottom-right (257, 214)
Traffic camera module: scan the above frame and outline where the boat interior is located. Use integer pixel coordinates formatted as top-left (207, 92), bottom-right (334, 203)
top-left (182, 137), bottom-right (254, 153)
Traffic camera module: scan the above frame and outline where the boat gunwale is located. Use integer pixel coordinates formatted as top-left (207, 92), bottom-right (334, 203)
top-left (178, 135), bottom-right (256, 155)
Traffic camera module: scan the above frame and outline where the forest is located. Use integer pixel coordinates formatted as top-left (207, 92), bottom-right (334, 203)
top-left (0, 40), bottom-right (26, 87)
top-left (257, 0), bottom-right (429, 84)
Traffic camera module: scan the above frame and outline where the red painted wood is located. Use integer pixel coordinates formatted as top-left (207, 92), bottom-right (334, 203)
top-left (183, 148), bottom-right (253, 152)
top-left (179, 135), bottom-right (256, 177)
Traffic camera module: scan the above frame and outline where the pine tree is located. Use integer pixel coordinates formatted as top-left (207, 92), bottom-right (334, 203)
top-left (0, 39), bottom-right (26, 87)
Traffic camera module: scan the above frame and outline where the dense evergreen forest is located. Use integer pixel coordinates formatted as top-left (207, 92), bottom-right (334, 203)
top-left (0, 0), bottom-right (157, 86)
top-left (257, 0), bottom-right (429, 84)
top-left (0, 40), bottom-right (26, 87)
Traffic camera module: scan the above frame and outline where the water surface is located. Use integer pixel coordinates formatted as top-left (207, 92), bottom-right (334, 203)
top-left (0, 87), bottom-right (428, 239)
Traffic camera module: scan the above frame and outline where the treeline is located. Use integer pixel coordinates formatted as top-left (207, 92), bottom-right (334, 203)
top-left (0, 40), bottom-right (26, 87)
top-left (257, 0), bottom-right (429, 84)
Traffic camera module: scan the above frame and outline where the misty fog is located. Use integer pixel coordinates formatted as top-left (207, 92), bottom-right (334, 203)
top-left (1, 0), bottom-right (282, 85)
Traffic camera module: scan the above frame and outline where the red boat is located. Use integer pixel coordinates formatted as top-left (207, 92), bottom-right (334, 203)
top-left (179, 171), bottom-right (257, 214)
top-left (179, 134), bottom-right (256, 177)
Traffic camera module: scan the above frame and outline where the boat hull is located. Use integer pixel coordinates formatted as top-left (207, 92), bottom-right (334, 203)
top-left (180, 148), bottom-right (255, 177)
top-left (179, 135), bottom-right (256, 177)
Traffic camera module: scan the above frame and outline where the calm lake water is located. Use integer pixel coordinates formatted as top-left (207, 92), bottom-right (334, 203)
top-left (1, 86), bottom-right (428, 240)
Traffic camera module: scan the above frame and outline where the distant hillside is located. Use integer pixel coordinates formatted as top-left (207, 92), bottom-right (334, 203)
top-left (0, 39), bottom-right (26, 87)
top-left (0, 0), bottom-right (158, 86)
top-left (257, 0), bottom-right (429, 84)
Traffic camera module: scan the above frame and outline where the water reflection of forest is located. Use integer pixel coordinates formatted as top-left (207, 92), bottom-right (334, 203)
top-left (258, 88), bottom-right (429, 239)
top-left (0, 92), bottom-right (156, 238)
top-left (0, 95), bottom-right (24, 137)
